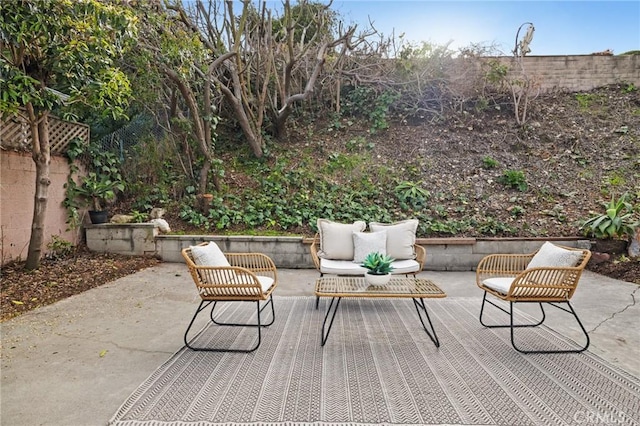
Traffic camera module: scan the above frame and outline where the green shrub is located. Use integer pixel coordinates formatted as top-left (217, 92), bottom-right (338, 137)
top-left (482, 156), bottom-right (499, 169)
top-left (498, 170), bottom-right (528, 192)
top-left (46, 236), bottom-right (74, 260)
top-left (581, 193), bottom-right (639, 239)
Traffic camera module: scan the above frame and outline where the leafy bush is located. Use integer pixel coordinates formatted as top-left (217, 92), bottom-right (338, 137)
top-left (581, 193), bottom-right (639, 239)
top-left (482, 156), bottom-right (499, 169)
top-left (498, 169), bottom-right (528, 192)
top-left (342, 86), bottom-right (399, 133)
top-left (394, 181), bottom-right (431, 209)
top-left (46, 236), bottom-right (74, 260)
top-left (64, 139), bottom-right (125, 225)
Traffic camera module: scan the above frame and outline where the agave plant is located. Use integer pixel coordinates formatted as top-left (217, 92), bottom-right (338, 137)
top-left (581, 193), bottom-right (639, 240)
top-left (361, 252), bottom-right (395, 275)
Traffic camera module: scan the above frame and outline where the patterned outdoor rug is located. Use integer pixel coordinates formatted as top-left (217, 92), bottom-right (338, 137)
top-left (110, 297), bottom-right (640, 426)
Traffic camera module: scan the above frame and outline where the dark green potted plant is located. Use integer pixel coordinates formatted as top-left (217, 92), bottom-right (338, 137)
top-left (581, 193), bottom-right (639, 254)
top-left (74, 172), bottom-right (125, 224)
top-left (361, 252), bottom-right (395, 286)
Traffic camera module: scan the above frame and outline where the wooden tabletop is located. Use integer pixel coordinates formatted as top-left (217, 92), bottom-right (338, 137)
top-left (315, 276), bottom-right (447, 298)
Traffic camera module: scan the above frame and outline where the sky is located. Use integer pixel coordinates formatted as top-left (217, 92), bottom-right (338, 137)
top-left (329, 1), bottom-right (640, 56)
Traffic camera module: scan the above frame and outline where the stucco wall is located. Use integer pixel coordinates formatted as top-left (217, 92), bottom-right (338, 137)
top-left (1, 151), bottom-right (81, 264)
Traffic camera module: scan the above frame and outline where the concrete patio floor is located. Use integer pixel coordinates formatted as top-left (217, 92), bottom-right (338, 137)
top-left (1, 263), bottom-right (639, 426)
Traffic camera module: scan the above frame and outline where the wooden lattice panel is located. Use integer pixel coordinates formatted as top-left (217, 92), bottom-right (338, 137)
top-left (48, 116), bottom-right (89, 154)
top-left (0, 112), bottom-right (30, 151)
top-left (0, 110), bottom-right (89, 155)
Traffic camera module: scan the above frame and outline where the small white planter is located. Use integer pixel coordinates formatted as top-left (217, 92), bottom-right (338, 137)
top-left (365, 272), bottom-right (392, 286)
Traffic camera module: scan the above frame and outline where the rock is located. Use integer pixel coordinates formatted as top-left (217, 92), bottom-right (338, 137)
top-left (593, 238), bottom-right (628, 255)
top-left (628, 229), bottom-right (640, 258)
top-left (150, 208), bottom-right (166, 219)
top-left (150, 218), bottom-right (171, 233)
top-left (110, 214), bottom-right (135, 224)
top-left (588, 252), bottom-right (610, 265)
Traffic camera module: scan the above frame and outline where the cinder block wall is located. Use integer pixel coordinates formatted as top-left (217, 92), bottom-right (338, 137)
top-left (486, 55), bottom-right (639, 92)
top-left (85, 224), bottom-right (158, 256)
top-left (85, 225), bottom-right (591, 271)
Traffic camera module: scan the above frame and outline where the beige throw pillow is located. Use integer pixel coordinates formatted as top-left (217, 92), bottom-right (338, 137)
top-left (190, 242), bottom-right (230, 267)
top-left (317, 219), bottom-right (366, 260)
top-left (352, 230), bottom-right (387, 263)
top-left (526, 241), bottom-right (583, 269)
top-left (369, 219), bottom-right (418, 260)
top-left (190, 242), bottom-right (232, 284)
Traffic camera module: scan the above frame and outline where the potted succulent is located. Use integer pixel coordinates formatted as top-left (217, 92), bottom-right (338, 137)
top-left (581, 193), bottom-right (639, 254)
top-left (74, 172), bottom-right (125, 224)
top-left (361, 252), bottom-right (395, 286)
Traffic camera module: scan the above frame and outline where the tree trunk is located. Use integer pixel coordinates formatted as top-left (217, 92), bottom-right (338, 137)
top-left (273, 106), bottom-right (291, 139)
top-left (164, 68), bottom-right (213, 194)
top-left (218, 81), bottom-right (264, 157)
top-left (25, 106), bottom-right (51, 270)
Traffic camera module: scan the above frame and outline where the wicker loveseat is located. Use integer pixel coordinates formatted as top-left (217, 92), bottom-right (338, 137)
top-left (309, 219), bottom-right (425, 277)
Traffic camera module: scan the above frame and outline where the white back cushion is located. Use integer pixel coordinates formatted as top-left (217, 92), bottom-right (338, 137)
top-left (369, 219), bottom-right (418, 260)
top-left (190, 242), bottom-right (230, 267)
top-left (317, 219), bottom-right (366, 260)
top-left (526, 242), bottom-right (582, 269)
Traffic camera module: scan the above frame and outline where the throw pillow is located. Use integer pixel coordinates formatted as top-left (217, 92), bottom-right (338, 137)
top-left (526, 241), bottom-right (583, 269)
top-left (189, 242), bottom-right (230, 267)
top-left (352, 230), bottom-right (387, 263)
top-left (369, 219), bottom-right (419, 260)
top-left (317, 219), bottom-right (366, 260)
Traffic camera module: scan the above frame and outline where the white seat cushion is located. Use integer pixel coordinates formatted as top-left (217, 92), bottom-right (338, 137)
top-left (320, 259), bottom-right (368, 275)
top-left (527, 241), bottom-right (582, 269)
top-left (482, 277), bottom-right (514, 295)
top-left (200, 275), bottom-right (273, 296)
top-left (390, 259), bottom-right (421, 274)
top-left (320, 258), bottom-right (420, 275)
top-left (234, 274), bottom-right (275, 293)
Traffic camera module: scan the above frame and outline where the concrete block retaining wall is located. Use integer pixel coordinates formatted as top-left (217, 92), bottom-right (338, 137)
top-left (85, 224), bottom-right (592, 271)
top-left (85, 224), bottom-right (158, 257)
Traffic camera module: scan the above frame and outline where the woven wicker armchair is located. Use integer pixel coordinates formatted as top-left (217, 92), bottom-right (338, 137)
top-left (181, 242), bottom-right (278, 353)
top-left (476, 242), bottom-right (591, 354)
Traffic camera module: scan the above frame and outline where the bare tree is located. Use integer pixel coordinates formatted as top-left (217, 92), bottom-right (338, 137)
top-left (134, 1), bottom-right (229, 195)
top-left (169, 0), bottom-right (357, 157)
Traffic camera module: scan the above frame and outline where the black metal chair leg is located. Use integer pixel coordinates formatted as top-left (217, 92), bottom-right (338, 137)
top-left (510, 301), bottom-right (590, 354)
top-left (479, 291), bottom-right (545, 328)
top-left (211, 296), bottom-right (275, 327)
top-left (184, 297), bottom-right (274, 353)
